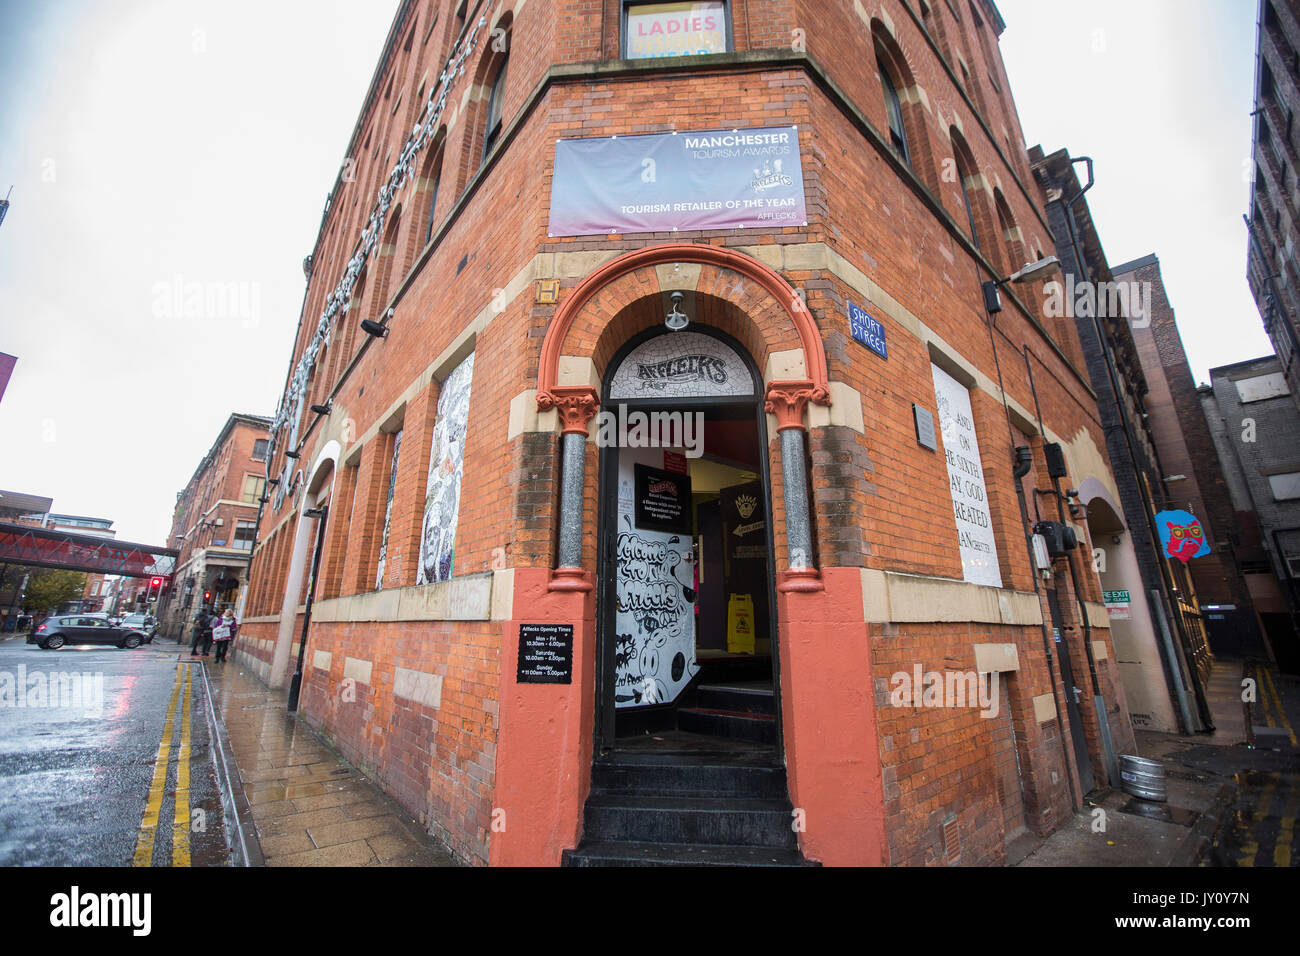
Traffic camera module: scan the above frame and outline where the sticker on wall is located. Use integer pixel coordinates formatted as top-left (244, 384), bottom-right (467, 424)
top-left (417, 353), bottom-right (475, 585)
top-left (931, 364), bottom-right (1003, 589)
top-left (1154, 510), bottom-right (1210, 563)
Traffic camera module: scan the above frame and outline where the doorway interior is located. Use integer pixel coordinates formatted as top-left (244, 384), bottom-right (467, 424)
top-left (595, 329), bottom-right (780, 755)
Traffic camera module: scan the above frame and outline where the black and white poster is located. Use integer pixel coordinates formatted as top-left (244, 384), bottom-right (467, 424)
top-left (614, 448), bottom-right (699, 708)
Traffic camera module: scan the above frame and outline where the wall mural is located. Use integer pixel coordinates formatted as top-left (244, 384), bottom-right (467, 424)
top-left (608, 330), bottom-right (754, 400)
top-left (614, 448), bottom-right (699, 708)
top-left (417, 354), bottom-right (475, 586)
top-left (374, 429), bottom-right (402, 589)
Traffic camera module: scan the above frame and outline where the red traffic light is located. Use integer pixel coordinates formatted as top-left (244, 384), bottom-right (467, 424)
top-left (151, 577), bottom-right (162, 587)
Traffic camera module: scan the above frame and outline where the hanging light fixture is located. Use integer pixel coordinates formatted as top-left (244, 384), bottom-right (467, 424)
top-left (664, 290), bottom-right (689, 332)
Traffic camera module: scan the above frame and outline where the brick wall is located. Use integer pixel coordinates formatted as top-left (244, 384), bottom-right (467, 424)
top-left (241, 0), bottom-right (1131, 865)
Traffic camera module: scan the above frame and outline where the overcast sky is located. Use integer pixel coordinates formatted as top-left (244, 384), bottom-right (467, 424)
top-left (0, 0), bottom-right (1270, 545)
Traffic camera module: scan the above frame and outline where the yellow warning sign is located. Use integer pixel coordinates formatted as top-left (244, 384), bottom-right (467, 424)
top-left (727, 593), bottom-right (755, 654)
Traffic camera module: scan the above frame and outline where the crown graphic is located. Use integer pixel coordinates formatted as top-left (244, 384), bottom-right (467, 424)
top-left (736, 494), bottom-right (757, 519)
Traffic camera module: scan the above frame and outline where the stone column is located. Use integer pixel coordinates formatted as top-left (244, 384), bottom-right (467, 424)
top-left (765, 380), bottom-right (828, 591)
top-left (537, 385), bottom-right (600, 591)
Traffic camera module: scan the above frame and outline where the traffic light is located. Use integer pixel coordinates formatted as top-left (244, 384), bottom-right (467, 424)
top-left (147, 577), bottom-right (163, 602)
top-left (203, 590), bottom-right (211, 605)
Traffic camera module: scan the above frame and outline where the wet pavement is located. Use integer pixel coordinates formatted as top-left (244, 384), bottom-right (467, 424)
top-left (205, 660), bottom-right (459, 867)
top-left (1013, 657), bottom-right (1300, 867)
top-left (0, 632), bottom-right (230, 866)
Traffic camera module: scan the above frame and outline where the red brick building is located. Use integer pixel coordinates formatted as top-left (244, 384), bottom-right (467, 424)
top-left (240, 0), bottom-right (1137, 866)
top-left (159, 413), bottom-right (271, 640)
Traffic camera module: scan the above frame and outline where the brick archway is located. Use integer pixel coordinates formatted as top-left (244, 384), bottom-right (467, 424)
top-left (536, 243), bottom-right (831, 412)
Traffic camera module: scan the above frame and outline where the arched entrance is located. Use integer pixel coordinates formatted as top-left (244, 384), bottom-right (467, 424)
top-left (594, 324), bottom-right (780, 752)
top-left (492, 243), bottom-right (889, 867)
top-left (1080, 484), bottom-right (1182, 733)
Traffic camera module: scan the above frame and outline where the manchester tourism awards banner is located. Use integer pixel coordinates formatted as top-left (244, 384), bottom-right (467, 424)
top-left (548, 125), bottom-right (807, 236)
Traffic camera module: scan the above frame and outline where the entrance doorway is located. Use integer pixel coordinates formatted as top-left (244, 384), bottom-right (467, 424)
top-left (595, 327), bottom-right (779, 753)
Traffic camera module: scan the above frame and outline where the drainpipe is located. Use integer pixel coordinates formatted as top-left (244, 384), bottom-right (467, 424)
top-left (287, 505), bottom-right (329, 713)
top-left (1012, 445), bottom-right (1080, 812)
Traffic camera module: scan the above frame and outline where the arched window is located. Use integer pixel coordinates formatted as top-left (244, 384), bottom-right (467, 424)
top-left (482, 56), bottom-right (508, 161)
top-left (879, 59), bottom-right (910, 164)
top-left (871, 21), bottom-right (935, 189)
top-left (421, 131), bottom-right (446, 246)
top-left (993, 188), bottom-right (1025, 277)
top-left (950, 127), bottom-right (981, 250)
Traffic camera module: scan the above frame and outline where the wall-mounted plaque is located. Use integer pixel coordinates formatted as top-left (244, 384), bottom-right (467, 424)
top-left (517, 624), bottom-right (574, 684)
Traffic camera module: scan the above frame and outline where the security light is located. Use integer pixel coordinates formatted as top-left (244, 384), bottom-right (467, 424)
top-left (360, 318), bottom-right (389, 338)
top-left (1007, 256), bottom-right (1060, 284)
top-left (664, 290), bottom-right (689, 331)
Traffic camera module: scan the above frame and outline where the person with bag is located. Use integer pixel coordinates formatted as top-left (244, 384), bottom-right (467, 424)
top-left (210, 607), bottom-right (237, 662)
top-left (190, 606), bottom-right (213, 657)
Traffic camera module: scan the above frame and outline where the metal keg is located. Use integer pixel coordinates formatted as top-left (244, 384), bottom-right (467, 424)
top-left (1119, 754), bottom-right (1167, 802)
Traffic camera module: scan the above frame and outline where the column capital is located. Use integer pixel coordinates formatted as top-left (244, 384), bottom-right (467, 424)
top-left (764, 380), bottom-right (830, 432)
top-left (538, 385), bottom-right (601, 436)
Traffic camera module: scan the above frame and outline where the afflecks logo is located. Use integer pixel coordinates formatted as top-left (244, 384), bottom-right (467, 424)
top-left (1155, 509), bottom-right (1210, 563)
top-left (50, 887), bottom-right (151, 936)
top-left (647, 478), bottom-right (678, 496)
top-left (735, 494), bottom-right (757, 519)
top-left (751, 158), bottom-right (793, 192)
top-left (636, 355), bottom-right (728, 389)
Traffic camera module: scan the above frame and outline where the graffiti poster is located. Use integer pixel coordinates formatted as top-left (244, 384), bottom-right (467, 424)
top-left (614, 449), bottom-right (699, 707)
top-left (374, 429), bottom-right (402, 589)
top-left (1155, 509), bottom-right (1210, 563)
top-left (417, 353), bottom-right (474, 585)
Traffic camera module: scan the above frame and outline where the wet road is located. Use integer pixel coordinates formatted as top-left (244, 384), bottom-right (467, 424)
top-left (0, 634), bottom-right (231, 866)
top-left (1208, 664), bottom-right (1300, 867)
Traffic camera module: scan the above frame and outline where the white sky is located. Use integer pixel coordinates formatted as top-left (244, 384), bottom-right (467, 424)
top-left (0, 0), bottom-right (397, 545)
top-left (0, 0), bottom-right (1271, 545)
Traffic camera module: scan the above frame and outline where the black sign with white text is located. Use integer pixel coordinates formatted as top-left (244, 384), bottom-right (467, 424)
top-left (517, 624), bottom-right (574, 684)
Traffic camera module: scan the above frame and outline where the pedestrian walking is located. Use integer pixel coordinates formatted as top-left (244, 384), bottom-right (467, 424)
top-left (190, 606), bottom-right (213, 657)
top-left (211, 607), bottom-right (237, 662)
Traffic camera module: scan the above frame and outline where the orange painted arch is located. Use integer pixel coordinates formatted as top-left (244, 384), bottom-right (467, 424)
top-left (535, 243), bottom-right (831, 406)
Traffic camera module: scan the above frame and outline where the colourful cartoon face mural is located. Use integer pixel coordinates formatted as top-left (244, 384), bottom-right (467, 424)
top-left (1154, 509), bottom-right (1210, 563)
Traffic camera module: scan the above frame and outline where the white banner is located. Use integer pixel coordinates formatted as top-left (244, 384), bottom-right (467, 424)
top-left (931, 364), bottom-right (1002, 589)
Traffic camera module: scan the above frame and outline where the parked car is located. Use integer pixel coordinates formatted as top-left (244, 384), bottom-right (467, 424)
top-left (26, 615), bottom-right (151, 650)
top-left (117, 613), bottom-right (158, 641)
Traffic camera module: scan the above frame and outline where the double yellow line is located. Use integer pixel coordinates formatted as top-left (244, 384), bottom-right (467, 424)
top-left (132, 663), bottom-right (194, 867)
top-left (1255, 664), bottom-right (1297, 747)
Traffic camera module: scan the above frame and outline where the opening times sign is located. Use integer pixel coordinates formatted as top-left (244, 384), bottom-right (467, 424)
top-left (548, 125), bottom-right (807, 236)
top-left (931, 364), bottom-right (1003, 589)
